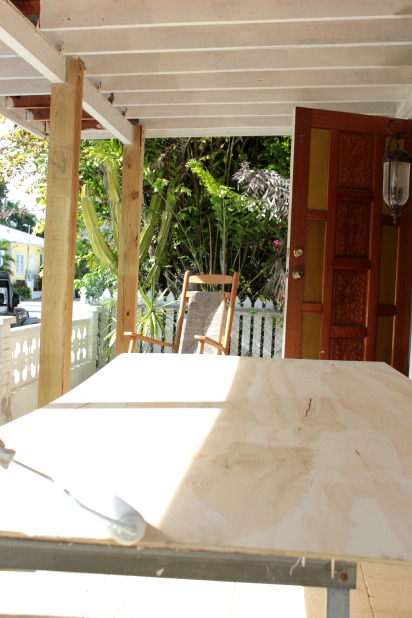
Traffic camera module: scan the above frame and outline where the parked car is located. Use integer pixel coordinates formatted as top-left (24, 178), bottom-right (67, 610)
top-left (0, 271), bottom-right (41, 327)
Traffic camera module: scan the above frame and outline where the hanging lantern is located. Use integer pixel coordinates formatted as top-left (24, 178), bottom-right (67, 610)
top-left (382, 128), bottom-right (412, 224)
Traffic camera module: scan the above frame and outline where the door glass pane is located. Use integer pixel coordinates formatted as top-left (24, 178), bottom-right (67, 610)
top-left (308, 129), bottom-right (330, 211)
top-left (303, 221), bottom-right (325, 303)
top-left (375, 316), bottom-right (394, 364)
top-left (301, 313), bottom-right (321, 359)
top-left (378, 225), bottom-right (398, 305)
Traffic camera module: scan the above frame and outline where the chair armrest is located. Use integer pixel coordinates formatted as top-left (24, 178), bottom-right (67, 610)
top-left (124, 332), bottom-right (175, 353)
top-left (194, 335), bottom-right (225, 354)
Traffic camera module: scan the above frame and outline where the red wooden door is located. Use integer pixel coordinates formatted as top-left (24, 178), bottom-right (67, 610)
top-left (284, 107), bottom-right (412, 375)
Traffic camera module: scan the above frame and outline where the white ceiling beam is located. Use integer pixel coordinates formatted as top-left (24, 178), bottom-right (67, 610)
top-left (0, 41), bottom-right (16, 57)
top-left (1, 81), bottom-right (407, 104)
top-left (113, 86), bottom-right (408, 106)
top-left (396, 88), bottom-right (412, 117)
top-left (78, 102), bottom-right (412, 136)
top-left (39, 0), bottom-right (412, 29)
top-left (82, 79), bottom-right (134, 143)
top-left (0, 57), bottom-right (43, 78)
top-left (80, 129), bottom-right (116, 139)
top-left (140, 115), bottom-right (303, 130)
top-left (0, 78), bottom-right (51, 96)
top-left (0, 101), bottom-right (48, 137)
top-left (0, 0), bottom-right (65, 83)
top-left (98, 67), bottom-right (412, 93)
top-left (81, 126), bottom-right (294, 139)
top-left (126, 101), bottom-right (397, 119)
top-left (47, 19), bottom-right (412, 55)
top-left (1, 0), bottom-right (410, 140)
top-left (81, 46), bottom-right (412, 77)
top-left (0, 0), bottom-right (134, 144)
top-left (146, 127), bottom-right (294, 137)
top-left (142, 116), bottom-right (295, 138)
top-left (149, 126), bottom-right (295, 137)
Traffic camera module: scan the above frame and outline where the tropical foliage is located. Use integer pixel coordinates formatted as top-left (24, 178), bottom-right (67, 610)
top-left (0, 181), bottom-right (38, 232)
top-left (0, 122), bottom-right (291, 307)
top-left (0, 239), bottom-right (14, 275)
top-left (12, 280), bottom-right (31, 300)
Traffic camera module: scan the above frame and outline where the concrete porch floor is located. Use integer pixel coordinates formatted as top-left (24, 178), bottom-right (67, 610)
top-left (0, 562), bottom-right (411, 617)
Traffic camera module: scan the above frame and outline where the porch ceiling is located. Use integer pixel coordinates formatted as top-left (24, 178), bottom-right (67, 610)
top-left (0, 0), bottom-right (412, 142)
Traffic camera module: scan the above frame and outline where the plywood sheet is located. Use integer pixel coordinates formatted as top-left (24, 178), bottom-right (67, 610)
top-left (1, 355), bottom-right (412, 565)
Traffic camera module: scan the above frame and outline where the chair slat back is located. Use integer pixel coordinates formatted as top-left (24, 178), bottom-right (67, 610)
top-left (174, 271), bottom-right (239, 354)
top-left (179, 291), bottom-right (226, 354)
top-left (126, 271), bottom-right (239, 354)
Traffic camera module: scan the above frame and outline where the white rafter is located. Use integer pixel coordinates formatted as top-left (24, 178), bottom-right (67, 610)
top-left (0, 0), bottom-right (134, 143)
top-left (39, 0), bottom-right (412, 29)
top-left (0, 96), bottom-right (47, 137)
top-left (0, 0), bottom-right (411, 138)
top-left (44, 19), bottom-right (412, 56)
top-left (0, 0), bottom-right (65, 83)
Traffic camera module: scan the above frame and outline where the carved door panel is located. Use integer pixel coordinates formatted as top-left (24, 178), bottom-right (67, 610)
top-left (284, 107), bottom-right (412, 375)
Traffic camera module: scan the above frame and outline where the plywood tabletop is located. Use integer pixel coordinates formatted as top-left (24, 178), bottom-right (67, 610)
top-left (1, 355), bottom-right (412, 565)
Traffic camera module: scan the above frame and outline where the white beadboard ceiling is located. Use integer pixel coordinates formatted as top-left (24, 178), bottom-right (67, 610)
top-left (0, 0), bottom-right (411, 142)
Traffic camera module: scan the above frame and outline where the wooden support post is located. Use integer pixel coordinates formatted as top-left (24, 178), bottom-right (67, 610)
top-left (116, 125), bottom-right (145, 355)
top-left (38, 57), bottom-right (84, 407)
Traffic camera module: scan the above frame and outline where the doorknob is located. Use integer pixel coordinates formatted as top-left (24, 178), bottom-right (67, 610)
top-left (293, 248), bottom-right (303, 257)
top-left (292, 270), bottom-right (304, 280)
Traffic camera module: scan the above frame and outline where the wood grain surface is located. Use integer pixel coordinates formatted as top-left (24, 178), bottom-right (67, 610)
top-left (1, 355), bottom-right (411, 565)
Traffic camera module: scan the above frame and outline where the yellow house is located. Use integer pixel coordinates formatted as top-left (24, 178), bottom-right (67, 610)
top-left (0, 223), bottom-right (44, 299)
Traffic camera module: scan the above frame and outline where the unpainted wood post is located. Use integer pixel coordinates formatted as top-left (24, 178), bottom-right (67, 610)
top-left (38, 57), bottom-right (84, 407)
top-left (116, 125), bottom-right (145, 355)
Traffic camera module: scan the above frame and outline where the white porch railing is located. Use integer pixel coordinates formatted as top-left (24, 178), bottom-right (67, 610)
top-left (0, 296), bottom-right (283, 425)
top-left (121, 292), bottom-right (284, 359)
top-left (0, 304), bottom-right (100, 425)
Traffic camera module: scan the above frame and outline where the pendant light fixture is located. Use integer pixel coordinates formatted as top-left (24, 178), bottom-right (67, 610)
top-left (382, 121), bottom-right (412, 224)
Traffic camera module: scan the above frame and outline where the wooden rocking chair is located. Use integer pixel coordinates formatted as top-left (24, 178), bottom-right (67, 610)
top-left (125, 271), bottom-right (239, 355)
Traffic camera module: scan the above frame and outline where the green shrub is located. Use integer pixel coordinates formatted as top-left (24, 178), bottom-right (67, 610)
top-left (13, 280), bottom-right (31, 300)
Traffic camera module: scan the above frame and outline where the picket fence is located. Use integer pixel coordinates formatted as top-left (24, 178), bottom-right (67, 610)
top-left (100, 292), bottom-right (284, 360)
top-left (1, 296), bottom-right (283, 424)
